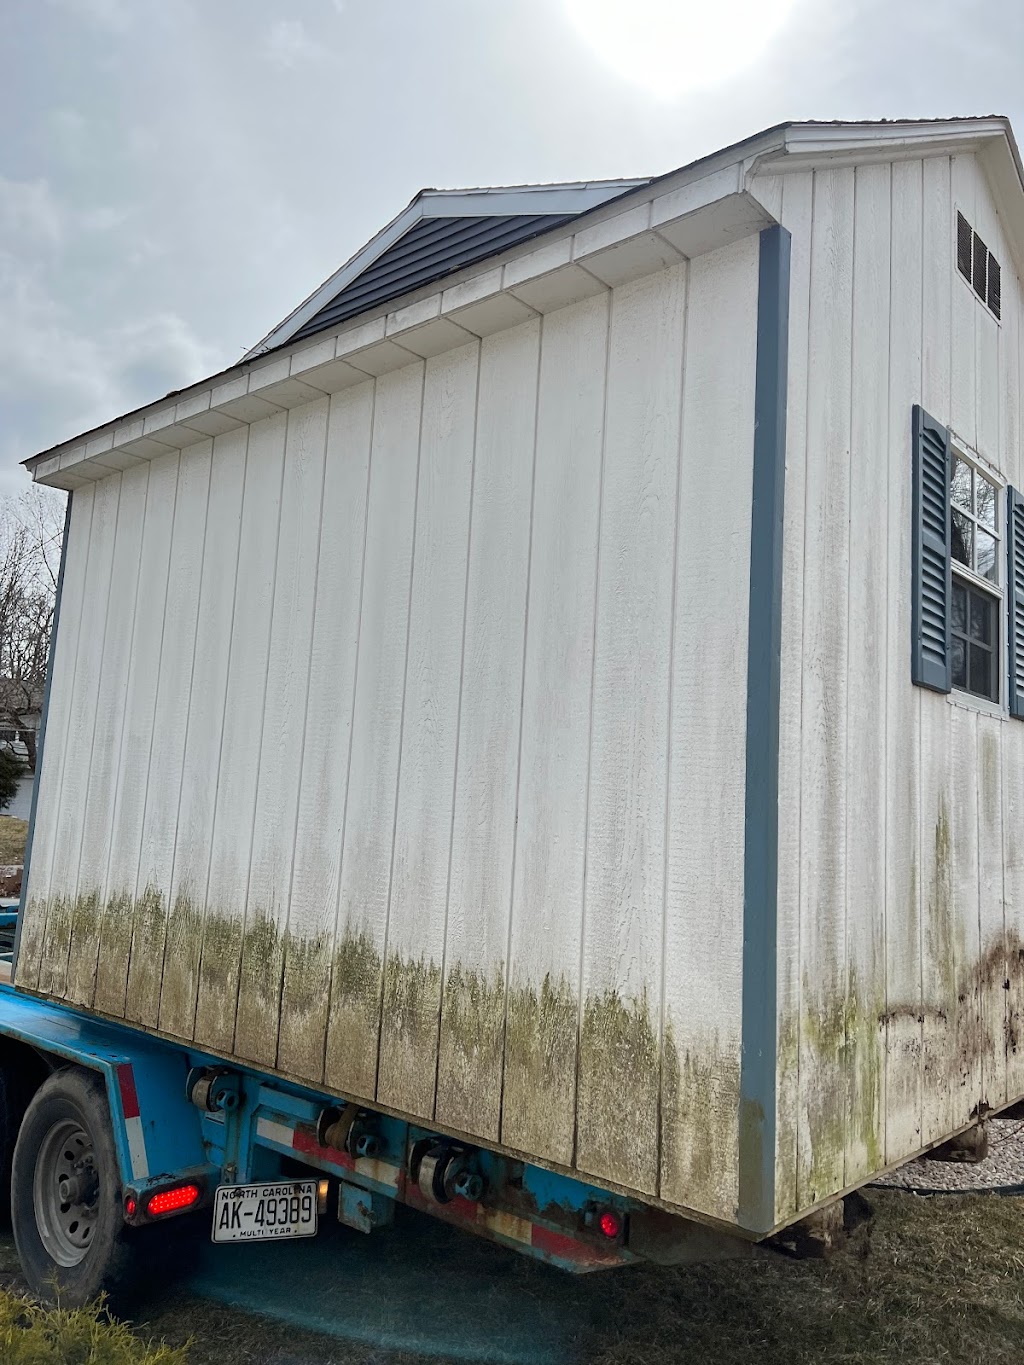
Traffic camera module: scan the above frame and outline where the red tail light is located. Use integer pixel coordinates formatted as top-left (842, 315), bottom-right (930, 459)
top-left (598, 1209), bottom-right (622, 1240)
top-left (146, 1183), bottom-right (201, 1216)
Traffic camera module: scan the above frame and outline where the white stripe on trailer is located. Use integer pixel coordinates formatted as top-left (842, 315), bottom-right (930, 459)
top-left (256, 1117), bottom-right (295, 1148)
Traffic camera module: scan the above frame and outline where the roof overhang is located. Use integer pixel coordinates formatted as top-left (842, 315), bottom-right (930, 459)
top-left (23, 117), bottom-right (1024, 490)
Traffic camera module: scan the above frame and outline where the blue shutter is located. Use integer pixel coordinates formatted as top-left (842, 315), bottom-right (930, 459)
top-left (1007, 486), bottom-right (1024, 717)
top-left (911, 404), bottom-right (952, 692)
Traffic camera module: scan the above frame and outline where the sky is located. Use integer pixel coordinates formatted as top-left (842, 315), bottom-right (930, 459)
top-left (1, 0), bottom-right (1023, 493)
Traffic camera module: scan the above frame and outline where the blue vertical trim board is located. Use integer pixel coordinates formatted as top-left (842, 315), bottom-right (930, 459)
top-left (738, 225), bottom-right (791, 1233)
top-left (12, 492), bottom-right (73, 972)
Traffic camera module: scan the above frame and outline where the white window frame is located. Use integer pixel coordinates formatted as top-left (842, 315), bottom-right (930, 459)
top-left (948, 440), bottom-right (1005, 714)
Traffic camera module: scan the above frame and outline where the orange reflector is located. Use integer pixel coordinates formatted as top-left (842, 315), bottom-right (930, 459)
top-left (146, 1183), bottom-right (201, 1216)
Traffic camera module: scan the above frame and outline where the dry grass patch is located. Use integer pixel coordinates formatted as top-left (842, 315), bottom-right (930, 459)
top-left (0, 819), bottom-right (28, 866)
top-left (0, 1289), bottom-right (188, 1363)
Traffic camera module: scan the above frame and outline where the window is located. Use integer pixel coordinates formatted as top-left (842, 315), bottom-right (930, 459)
top-left (950, 453), bottom-right (1001, 702)
top-left (956, 211), bottom-right (1002, 320)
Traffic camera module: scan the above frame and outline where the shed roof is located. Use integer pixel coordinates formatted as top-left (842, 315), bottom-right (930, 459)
top-left (22, 116), bottom-right (1024, 486)
top-left (244, 179), bottom-right (647, 358)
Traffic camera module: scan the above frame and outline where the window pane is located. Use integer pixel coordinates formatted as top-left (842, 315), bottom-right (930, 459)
top-left (969, 590), bottom-right (992, 644)
top-left (969, 643), bottom-right (994, 700)
top-left (952, 636), bottom-right (968, 689)
top-left (951, 458), bottom-right (972, 512)
top-left (977, 474), bottom-right (997, 530)
top-left (977, 529), bottom-right (998, 583)
top-left (952, 510), bottom-right (973, 567)
top-left (952, 580), bottom-right (967, 633)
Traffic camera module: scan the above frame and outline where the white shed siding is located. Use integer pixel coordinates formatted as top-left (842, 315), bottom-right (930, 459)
top-left (764, 150), bottom-right (1024, 1224)
top-left (20, 238), bottom-right (759, 1223)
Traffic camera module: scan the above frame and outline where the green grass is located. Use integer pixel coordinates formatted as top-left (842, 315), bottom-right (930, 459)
top-left (1, 1189), bottom-right (1023, 1362)
top-left (0, 1290), bottom-right (188, 1363)
top-left (0, 819), bottom-right (28, 866)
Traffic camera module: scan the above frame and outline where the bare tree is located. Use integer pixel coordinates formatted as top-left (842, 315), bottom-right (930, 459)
top-left (0, 486), bottom-right (66, 772)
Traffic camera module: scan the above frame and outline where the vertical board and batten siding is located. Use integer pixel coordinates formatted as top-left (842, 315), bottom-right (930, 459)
top-left (276, 383), bottom-right (374, 1081)
top-left (575, 260), bottom-right (687, 1197)
top-left (661, 238), bottom-right (757, 1215)
top-left (760, 149), bottom-right (1024, 1224)
top-left (19, 237), bottom-right (760, 1226)
top-left (432, 324), bottom-right (538, 1138)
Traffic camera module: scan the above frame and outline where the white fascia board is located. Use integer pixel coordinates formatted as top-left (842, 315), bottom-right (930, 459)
top-left (752, 117), bottom-right (1024, 283)
top-left (23, 156), bottom-right (771, 490)
top-left (243, 179), bottom-right (648, 360)
top-left (754, 117), bottom-right (1016, 173)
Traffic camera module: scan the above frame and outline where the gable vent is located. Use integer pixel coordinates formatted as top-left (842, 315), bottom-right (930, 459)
top-left (957, 210), bottom-right (1002, 321)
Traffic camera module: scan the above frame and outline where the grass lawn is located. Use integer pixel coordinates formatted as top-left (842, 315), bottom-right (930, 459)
top-left (0, 1188), bottom-right (1022, 1362)
top-left (0, 819), bottom-right (28, 866)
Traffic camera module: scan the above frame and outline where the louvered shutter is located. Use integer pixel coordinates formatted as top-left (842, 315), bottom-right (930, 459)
top-left (911, 404), bottom-right (952, 692)
top-left (1007, 487), bottom-right (1024, 717)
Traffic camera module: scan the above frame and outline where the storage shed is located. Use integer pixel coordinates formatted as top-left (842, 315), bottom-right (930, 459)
top-left (17, 116), bottom-right (1024, 1238)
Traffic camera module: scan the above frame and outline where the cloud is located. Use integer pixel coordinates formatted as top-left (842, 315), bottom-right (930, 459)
top-left (0, 176), bottom-right (64, 248)
top-left (0, 254), bottom-right (223, 465)
top-left (42, 0), bottom-right (132, 31)
top-left (264, 18), bottom-right (328, 69)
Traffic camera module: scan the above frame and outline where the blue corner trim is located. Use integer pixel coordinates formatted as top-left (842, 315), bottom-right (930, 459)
top-left (13, 492), bottom-right (73, 972)
top-left (738, 225), bottom-right (791, 1233)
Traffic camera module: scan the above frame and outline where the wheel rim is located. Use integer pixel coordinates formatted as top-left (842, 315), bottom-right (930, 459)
top-left (33, 1118), bottom-right (100, 1268)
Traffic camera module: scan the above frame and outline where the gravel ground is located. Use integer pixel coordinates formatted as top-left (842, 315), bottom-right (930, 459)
top-left (873, 1116), bottom-right (1024, 1192)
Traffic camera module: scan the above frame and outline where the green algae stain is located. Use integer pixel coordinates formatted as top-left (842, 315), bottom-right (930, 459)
top-left (125, 886), bottom-right (167, 1026)
top-left (234, 911), bottom-right (285, 1065)
top-left (277, 930), bottom-right (333, 1082)
top-left (502, 973), bottom-right (578, 1166)
top-left (377, 953), bottom-right (443, 1118)
top-left (159, 892), bottom-right (204, 1039)
top-left (927, 798), bottom-right (957, 1001)
top-left (577, 987), bottom-right (660, 1194)
top-left (93, 890), bottom-right (135, 1017)
top-left (323, 930), bottom-right (385, 1099)
top-left (436, 962), bottom-right (506, 1140)
top-left (194, 911), bottom-right (245, 1055)
top-left (662, 1021), bottom-right (741, 1221)
top-left (65, 890), bottom-right (102, 1007)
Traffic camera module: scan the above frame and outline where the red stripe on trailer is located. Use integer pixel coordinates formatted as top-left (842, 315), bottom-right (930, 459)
top-left (530, 1224), bottom-right (624, 1268)
top-left (291, 1126), bottom-right (356, 1171)
top-left (116, 1064), bottom-right (141, 1120)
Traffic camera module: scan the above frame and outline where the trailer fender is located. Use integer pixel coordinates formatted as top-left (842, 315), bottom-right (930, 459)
top-left (0, 984), bottom-right (209, 1193)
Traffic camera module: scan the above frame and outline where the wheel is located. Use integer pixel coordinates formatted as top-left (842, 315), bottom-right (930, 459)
top-left (11, 1067), bottom-right (133, 1306)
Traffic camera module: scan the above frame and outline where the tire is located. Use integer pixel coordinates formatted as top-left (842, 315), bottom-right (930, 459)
top-left (11, 1067), bottom-right (134, 1306)
top-left (0, 1060), bottom-right (36, 1224)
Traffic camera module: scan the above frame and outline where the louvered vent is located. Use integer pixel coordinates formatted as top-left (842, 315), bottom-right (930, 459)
top-left (956, 210), bottom-right (1002, 320)
top-left (989, 256), bottom-right (1002, 320)
top-left (957, 211), bottom-right (973, 280)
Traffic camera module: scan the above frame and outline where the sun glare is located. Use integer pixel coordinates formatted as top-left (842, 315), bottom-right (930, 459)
top-left (565, 0), bottom-right (799, 98)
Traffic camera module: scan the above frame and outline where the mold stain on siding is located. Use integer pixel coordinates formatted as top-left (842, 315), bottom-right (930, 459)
top-left (436, 962), bottom-right (506, 1139)
top-left (660, 1022), bottom-right (741, 1220)
top-left (323, 930), bottom-right (386, 1099)
top-left (276, 931), bottom-right (333, 1081)
top-left (576, 988), bottom-right (660, 1196)
top-left (20, 871), bottom-right (1024, 1226)
top-left (158, 892), bottom-right (204, 1039)
top-left (501, 973), bottom-right (578, 1166)
top-left (376, 953), bottom-right (443, 1118)
top-left (233, 912), bottom-right (286, 1065)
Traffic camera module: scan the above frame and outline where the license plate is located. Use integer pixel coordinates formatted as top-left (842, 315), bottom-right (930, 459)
top-left (212, 1180), bottom-right (318, 1243)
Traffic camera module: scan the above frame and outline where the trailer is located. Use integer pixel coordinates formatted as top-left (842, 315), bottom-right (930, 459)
top-left (4, 113), bottom-right (1024, 1306)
